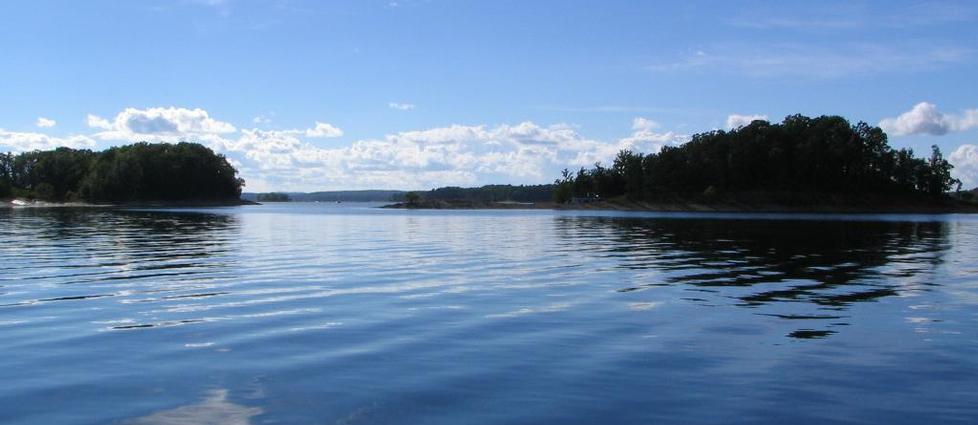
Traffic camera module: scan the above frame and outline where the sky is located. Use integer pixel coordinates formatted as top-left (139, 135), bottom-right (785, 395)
top-left (1, 0), bottom-right (978, 191)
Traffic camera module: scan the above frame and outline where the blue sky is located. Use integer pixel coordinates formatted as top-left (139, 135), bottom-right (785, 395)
top-left (2, 0), bottom-right (978, 191)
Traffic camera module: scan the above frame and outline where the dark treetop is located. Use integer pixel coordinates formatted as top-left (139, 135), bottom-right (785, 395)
top-left (255, 192), bottom-right (291, 202)
top-left (402, 184), bottom-right (556, 203)
top-left (0, 142), bottom-right (244, 202)
top-left (553, 114), bottom-right (962, 203)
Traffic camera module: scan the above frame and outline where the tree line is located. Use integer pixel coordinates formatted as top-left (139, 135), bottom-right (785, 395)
top-left (256, 192), bottom-right (291, 202)
top-left (554, 115), bottom-right (962, 203)
top-left (0, 142), bottom-right (244, 202)
top-left (399, 184), bottom-right (556, 203)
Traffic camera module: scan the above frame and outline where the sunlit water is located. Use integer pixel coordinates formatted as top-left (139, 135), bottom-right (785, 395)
top-left (2, 203), bottom-right (977, 424)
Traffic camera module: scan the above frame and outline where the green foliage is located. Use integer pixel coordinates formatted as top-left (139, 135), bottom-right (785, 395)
top-left (7, 148), bottom-right (96, 200)
top-left (553, 169), bottom-right (574, 203)
top-left (419, 184), bottom-right (555, 202)
top-left (556, 115), bottom-right (961, 202)
top-left (926, 145), bottom-right (961, 195)
top-left (256, 192), bottom-right (291, 202)
top-left (0, 152), bottom-right (11, 198)
top-left (393, 185), bottom-right (555, 204)
top-left (404, 192), bottom-right (421, 205)
top-left (2, 142), bottom-right (244, 202)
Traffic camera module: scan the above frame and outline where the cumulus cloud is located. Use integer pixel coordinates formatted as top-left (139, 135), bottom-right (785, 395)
top-left (35, 117), bottom-right (56, 128)
top-left (0, 129), bottom-right (95, 153)
top-left (10, 106), bottom-right (698, 191)
top-left (388, 102), bottom-right (415, 111)
top-left (631, 117), bottom-right (660, 131)
top-left (879, 102), bottom-right (978, 136)
top-left (86, 114), bottom-right (112, 130)
top-left (726, 114), bottom-right (769, 129)
top-left (210, 120), bottom-right (678, 190)
top-left (305, 122), bottom-right (343, 138)
top-left (950, 144), bottom-right (978, 189)
top-left (571, 117), bottom-right (687, 166)
top-left (87, 107), bottom-right (236, 140)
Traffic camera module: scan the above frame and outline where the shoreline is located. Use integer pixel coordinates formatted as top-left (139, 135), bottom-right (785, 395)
top-left (1, 199), bottom-right (259, 208)
top-left (382, 198), bottom-right (978, 214)
top-left (5, 197), bottom-right (976, 214)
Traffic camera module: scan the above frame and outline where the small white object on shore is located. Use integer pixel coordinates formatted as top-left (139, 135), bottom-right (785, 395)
top-left (11, 199), bottom-right (31, 206)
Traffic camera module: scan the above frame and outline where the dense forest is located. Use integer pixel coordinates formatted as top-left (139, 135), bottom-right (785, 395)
top-left (554, 115), bottom-right (962, 203)
top-left (255, 192), bottom-right (291, 202)
top-left (398, 184), bottom-right (555, 203)
top-left (0, 142), bottom-right (244, 202)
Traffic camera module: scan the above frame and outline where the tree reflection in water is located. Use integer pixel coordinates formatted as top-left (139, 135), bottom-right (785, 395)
top-left (557, 216), bottom-right (950, 338)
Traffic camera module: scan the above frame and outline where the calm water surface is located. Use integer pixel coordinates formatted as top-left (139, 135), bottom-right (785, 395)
top-left (1, 203), bottom-right (977, 424)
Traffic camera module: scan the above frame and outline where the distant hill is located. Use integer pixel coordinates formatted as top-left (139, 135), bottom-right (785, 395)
top-left (243, 190), bottom-right (406, 202)
top-left (245, 185), bottom-right (556, 203)
top-left (413, 184), bottom-right (555, 203)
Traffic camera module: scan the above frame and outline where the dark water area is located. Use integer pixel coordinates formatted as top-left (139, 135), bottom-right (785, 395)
top-left (1, 204), bottom-right (977, 424)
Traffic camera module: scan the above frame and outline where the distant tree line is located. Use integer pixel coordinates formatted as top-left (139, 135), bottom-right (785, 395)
top-left (242, 190), bottom-right (405, 202)
top-left (256, 192), bottom-right (291, 202)
top-left (0, 142), bottom-right (244, 202)
top-left (397, 184), bottom-right (556, 203)
top-left (554, 115), bottom-right (962, 203)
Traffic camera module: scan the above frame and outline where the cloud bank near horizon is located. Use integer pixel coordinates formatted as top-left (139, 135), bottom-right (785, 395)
top-left (0, 106), bottom-right (688, 192)
top-left (3, 105), bottom-right (978, 191)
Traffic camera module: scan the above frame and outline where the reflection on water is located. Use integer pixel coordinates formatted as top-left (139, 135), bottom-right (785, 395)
top-left (556, 217), bottom-right (951, 338)
top-left (1, 205), bottom-right (977, 425)
top-left (124, 389), bottom-right (261, 425)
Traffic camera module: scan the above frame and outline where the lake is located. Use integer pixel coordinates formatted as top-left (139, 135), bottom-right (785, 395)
top-left (1, 203), bottom-right (977, 424)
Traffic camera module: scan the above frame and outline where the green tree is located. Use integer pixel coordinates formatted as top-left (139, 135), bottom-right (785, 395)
top-left (925, 145), bottom-right (960, 195)
top-left (553, 169), bottom-right (574, 203)
top-left (257, 192), bottom-right (291, 202)
top-left (405, 192), bottom-right (421, 206)
top-left (2, 142), bottom-right (244, 202)
top-left (553, 114), bottom-right (963, 203)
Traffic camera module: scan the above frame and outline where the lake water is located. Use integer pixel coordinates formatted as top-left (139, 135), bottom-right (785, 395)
top-left (1, 203), bottom-right (977, 424)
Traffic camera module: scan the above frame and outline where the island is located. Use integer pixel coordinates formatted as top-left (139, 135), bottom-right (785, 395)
top-left (242, 190), bottom-right (406, 203)
top-left (255, 192), bottom-right (292, 202)
top-left (385, 115), bottom-right (978, 213)
top-left (1, 142), bottom-right (250, 207)
top-left (4, 115), bottom-right (976, 212)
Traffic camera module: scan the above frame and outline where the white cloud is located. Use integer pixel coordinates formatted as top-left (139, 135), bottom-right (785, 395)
top-left (212, 120), bottom-right (672, 190)
top-left (305, 122), bottom-right (343, 138)
top-left (0, 129), bottom-right (95, 153)
top-left (569, 118), bottom-right (687, 167)
top-left (35, 117), bottom-right (56, 128)
top-left (88, 107), bottom-right (236, 140)
top-left (879, 102), bottom-right (978, 136)
top-left (11, 106), bottom-right (699, 191)
top-left (86, 114), bottom-right (112, 130)
top-left (388, 102), bottom-right (416, 111)
top-left (253, 114), bottom-right (272, 125)
top-left (631, 117), bottom-right (660, 131)
top-left (950, 144), bottom-right (978, 189)
top-left (726, 114), bottom-right (768, 129)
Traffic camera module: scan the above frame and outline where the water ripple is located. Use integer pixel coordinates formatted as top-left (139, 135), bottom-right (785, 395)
top-left (1, 206), bottom-right (977, 424)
